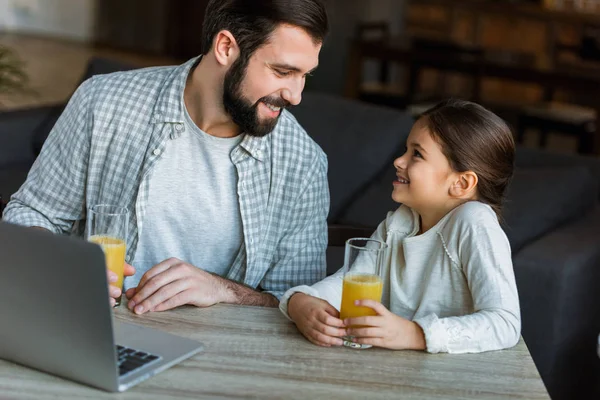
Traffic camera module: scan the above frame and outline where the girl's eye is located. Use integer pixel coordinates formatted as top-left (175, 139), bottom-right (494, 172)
top-left (413, 149), bottom-right (423, 158)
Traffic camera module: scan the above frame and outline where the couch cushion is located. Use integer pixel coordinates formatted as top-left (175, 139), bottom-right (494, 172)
top-left (337, 165), bottom-right (599, 254)
top-left (0, 163), bottom-right (32, 201)
top-left (290, 92), bottom-right (414, 222)
top-left (336, 165), bottom-right (398, 229)
top-left (502, 166), bottom-right (598, 252)
top-left (516, 146), bottom-right (600, 202)
top-left (0, 105), bottom-right (62, 168)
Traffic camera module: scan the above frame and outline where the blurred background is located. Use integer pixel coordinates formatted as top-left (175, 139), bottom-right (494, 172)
top-left (2, 0), bottom-right (600, 156)
top-left (1, 2), bottom-right (600, 399)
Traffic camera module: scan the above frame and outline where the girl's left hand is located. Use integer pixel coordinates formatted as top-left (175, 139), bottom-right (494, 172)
top-left (344, 300), bottom-right (427, 350)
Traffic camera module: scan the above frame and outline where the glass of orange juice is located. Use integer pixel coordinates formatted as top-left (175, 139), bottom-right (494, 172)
top-left (340, 238), bottom-right (388, 349)
top-left (86, 205), bottom-right (128, 307)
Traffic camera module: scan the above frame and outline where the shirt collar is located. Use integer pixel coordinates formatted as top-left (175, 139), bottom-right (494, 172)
top-left (151, 56), bottom-right (199, 124)
top-left (151, 55), bottom-right (273, 162)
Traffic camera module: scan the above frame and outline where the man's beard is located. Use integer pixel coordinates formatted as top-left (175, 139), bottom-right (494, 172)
top-left (223, 57), bottom-right (290, 137)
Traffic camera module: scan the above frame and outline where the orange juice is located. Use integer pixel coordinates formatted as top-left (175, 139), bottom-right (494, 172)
top-left (340, 274), bottom-right (383, 321)
top-left (89, 235), bottom-right (126, 289)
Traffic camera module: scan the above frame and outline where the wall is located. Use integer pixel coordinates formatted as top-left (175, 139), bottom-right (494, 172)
top-left (0, 0), bottom-right (97, 42)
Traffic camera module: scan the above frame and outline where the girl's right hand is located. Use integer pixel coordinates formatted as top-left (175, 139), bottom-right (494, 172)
top-left (287, 293), bottom-right (346, 347)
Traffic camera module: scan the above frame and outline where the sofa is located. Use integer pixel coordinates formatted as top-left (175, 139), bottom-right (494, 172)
top-left (1, 58), bottom-right (599, 399)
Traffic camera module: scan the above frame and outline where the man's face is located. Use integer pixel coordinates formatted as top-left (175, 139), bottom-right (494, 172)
top-left (223, 24), bottom-right (321, 137)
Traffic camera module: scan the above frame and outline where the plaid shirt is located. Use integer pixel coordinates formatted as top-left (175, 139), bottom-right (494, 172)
top-left (3, 58), bottom-right (329, 298)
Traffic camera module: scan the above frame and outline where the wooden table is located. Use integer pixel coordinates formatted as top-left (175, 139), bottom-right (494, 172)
top-left (345, 36), bottom-right (600, 155)
top-left (0, 304), bottom-right (549, 399)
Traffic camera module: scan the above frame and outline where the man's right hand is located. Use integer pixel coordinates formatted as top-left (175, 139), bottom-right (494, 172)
top-left (107, 263), bottom-right (136, 307)
top-left (287, 293), bottom-right (346, 347)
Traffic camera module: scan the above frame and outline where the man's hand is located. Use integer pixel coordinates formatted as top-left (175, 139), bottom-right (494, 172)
top-left (344, 299), bottom-right (426, 350)
top-left (124, 258), bottom-right (226, 314)
top-left (107, 263), bottom-right (135, 307)
top-left (287, 293), bottom-right (346, 347)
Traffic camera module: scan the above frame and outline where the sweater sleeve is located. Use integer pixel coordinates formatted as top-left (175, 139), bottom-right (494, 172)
top-left (414, 212), bottom-right (521, 354)
top-left (279, 213), bottom-right (391, 320)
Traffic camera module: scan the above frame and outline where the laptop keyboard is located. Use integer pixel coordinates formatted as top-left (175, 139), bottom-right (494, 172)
top-left (116, 345), bottom-right (161, 377)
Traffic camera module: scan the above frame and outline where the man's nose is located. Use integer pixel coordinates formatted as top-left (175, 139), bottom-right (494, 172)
top-left (281, 79), bottom-right (304, 106)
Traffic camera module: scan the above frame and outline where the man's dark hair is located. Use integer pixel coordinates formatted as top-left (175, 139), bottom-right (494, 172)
top-left (201, 0), bottom-right (328, 61)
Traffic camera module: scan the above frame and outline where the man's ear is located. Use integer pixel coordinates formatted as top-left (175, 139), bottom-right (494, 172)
top-left (449, 171), bottom-right (478, 199)
top-left (212, 30), bottom-right (240, 66)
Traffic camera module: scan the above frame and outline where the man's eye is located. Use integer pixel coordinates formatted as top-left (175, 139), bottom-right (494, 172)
top-left (276, 70), bottom-right (291, 77)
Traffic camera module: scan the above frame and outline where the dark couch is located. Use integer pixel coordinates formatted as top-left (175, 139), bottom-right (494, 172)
top-left (2, 58), bottom-right (599, 399)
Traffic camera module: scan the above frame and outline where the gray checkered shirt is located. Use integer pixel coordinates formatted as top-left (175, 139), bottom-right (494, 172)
top-left (3, 58), bottom-right (329, 298)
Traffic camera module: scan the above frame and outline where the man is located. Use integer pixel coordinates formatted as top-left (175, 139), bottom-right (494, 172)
top-left (3, 0), bottom-right (329, 313)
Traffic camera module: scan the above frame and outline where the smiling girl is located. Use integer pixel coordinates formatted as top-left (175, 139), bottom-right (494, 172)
top-left (279, 99), bottom-right (521, 353)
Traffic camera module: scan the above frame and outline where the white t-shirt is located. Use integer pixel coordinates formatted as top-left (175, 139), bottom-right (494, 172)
top-left (280, 201), bottom-right (521, 354)
top-left (129, 104), bottom-right (244, 289)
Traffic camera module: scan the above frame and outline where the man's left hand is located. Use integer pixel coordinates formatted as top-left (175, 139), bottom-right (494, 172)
top-left (125, 258), bottom-right (226, 314)
top-left (344, 299), bottom-right (426, 350)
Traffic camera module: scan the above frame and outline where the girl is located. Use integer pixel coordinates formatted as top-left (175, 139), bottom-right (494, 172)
top-left (280, 99), bottom-right (520, 353)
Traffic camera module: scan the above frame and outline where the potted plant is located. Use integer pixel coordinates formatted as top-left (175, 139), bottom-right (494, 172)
top-left (0, 45), bottom-right (32, 103)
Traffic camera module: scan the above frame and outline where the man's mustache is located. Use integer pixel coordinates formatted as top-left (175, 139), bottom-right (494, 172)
top-left (257, 96), bottom-right (291, 109)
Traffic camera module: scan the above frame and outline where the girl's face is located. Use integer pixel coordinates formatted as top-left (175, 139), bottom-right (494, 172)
top-left (392, 120), bottom-right (459, 215)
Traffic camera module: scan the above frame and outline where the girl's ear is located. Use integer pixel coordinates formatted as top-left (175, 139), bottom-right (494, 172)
top-left (449, 171), bottom-right (478, 199)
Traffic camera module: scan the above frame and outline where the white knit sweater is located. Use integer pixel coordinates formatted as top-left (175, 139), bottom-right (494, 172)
top-left (280, 201), bottom-right (521, 353)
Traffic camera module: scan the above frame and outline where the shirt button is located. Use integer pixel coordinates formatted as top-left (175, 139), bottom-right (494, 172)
top-left (175, 123), bottom-right (184, 131)
top-left (153, 149), bottom-right (161, 156)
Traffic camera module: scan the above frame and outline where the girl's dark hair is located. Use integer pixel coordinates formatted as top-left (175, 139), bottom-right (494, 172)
top-left (420, 99), bottom-right (515, 219)
top-left (201, 0), bottom-right (328, 62)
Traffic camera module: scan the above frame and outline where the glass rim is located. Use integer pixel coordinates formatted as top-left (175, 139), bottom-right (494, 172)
top-left (345, 237), bottom-right (388, 251)
top-left (88, 204), bottom-right (129, 216)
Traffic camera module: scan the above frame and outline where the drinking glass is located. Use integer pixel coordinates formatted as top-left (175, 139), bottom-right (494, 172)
top-left (86, 204), bottom-right (128, 306)
top-left (340, 238), bottom-right (388, 349)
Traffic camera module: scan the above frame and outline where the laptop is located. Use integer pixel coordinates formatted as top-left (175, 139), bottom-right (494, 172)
top-left (0, 221), bottom-right (204, 392)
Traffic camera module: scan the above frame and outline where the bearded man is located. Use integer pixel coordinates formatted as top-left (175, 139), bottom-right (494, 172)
top-left (3, 0), bottom-right (330, 313)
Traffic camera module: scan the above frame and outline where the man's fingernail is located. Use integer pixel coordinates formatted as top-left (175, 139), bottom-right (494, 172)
top-left (128, 301), bottom-right (136, 309)
top-left (135, 305), bottom-right (144, 314)
top-left (109, 274), bottom-right (117, 282)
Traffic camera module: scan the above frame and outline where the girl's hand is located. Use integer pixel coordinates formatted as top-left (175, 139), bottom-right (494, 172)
top-left (344, 299), bottom-right (426, 350)
top-left (288, 293), bottom-right (346, 347)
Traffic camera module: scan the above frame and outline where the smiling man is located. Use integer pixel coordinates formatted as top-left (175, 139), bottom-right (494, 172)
top-left (3, 0), bottom-right (329, 312)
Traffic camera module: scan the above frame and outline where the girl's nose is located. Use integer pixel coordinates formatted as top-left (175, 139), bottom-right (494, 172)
top-left (393, 154), bottom-right (407, 170)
